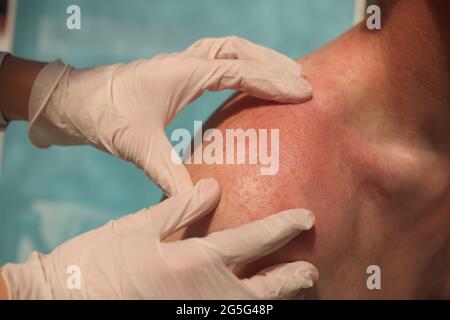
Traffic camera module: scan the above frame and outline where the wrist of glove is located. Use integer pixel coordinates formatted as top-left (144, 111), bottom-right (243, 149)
top-left (1, 179), bottom-right (318, 300)
top-left (28, 60), bottom-right (121, 150)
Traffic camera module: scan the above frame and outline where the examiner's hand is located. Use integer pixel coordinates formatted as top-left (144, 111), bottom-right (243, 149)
top-left (27, 36), bottom-right (312, 196)
top-left (1, 179), bottom-right (318, 300)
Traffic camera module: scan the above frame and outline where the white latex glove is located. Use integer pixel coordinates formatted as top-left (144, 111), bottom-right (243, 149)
top-left (28, 36), bottom-right (312, 196)
top-left (1, 179), bottom-right (318, 300)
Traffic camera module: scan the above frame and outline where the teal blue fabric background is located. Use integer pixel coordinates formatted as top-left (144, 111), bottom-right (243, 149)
top-left (0, 0), bottom-right (354, 264)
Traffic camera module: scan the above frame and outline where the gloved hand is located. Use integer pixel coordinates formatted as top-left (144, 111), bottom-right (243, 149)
top-left (28, 36), bottom-right (312, 196)
top-left (1, 179), bottom-right (318, 300)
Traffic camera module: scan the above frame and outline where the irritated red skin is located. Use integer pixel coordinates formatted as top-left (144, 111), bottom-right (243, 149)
top-left (169, 81), bottom-right (391, 298)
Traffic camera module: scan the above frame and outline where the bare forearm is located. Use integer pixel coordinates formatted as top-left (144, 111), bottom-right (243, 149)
top-left (0, 55), bottom-right (46, 121)
top-left (0, 56), bottom-right (48, 300)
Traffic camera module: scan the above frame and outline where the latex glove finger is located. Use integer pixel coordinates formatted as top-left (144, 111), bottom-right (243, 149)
top-left (182, 36), bottom-right (301, 73)
top-left (144, 132), bottom-right (194, 196)
top-left (145, 179), bottom-right (220, 239)
top-left (180, 59), bottom-right (312, 108)
top-left (108, 125), bottom-right (192, 196)
top-left (241, 261), bottom-right (319, 299)
top-left (202, 208), bottom-right (315, 267)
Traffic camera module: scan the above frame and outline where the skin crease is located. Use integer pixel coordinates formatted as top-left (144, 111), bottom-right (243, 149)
top-left (168, 0), bottom-right (450, 299)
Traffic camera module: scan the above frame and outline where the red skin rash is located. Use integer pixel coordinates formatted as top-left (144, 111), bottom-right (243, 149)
top-left (169, 82), bottom-right (388, 297)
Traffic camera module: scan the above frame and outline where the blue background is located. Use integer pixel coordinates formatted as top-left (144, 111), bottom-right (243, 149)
top-left (0, 0), bottom-right (354, 264)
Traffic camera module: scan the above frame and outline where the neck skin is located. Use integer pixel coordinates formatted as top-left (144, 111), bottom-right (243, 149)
top-left (298, 0), bottom-right (449, 298)
top-left (301, 0), bottom-right (449, 151)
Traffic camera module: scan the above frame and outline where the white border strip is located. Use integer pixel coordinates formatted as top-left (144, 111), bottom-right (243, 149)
top-left (0, 0), bottom-right (17, 178)
top-left (353, 0), bottom-right (367, 24)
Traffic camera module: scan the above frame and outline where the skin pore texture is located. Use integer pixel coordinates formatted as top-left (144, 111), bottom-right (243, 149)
top-left (169, 0), bottom-right (449, 299)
